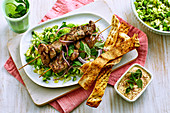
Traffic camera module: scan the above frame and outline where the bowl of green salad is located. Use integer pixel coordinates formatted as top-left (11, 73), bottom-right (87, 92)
top-left (131, 0), bottom-right (170, 35)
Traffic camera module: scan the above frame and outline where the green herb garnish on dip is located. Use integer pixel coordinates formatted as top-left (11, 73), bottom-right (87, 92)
top-left (117, 65), bottom-right (151, 100)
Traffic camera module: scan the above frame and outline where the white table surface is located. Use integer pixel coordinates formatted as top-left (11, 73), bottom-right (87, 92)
top-left (0, 0), bottom-right (169, 113)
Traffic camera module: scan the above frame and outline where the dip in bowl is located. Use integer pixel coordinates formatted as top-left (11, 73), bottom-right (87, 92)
top-left (114, 63), bottom-right (153, 102)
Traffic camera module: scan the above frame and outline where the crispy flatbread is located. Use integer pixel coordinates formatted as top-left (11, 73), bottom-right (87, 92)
top-left (86, 66), bottom-right (112, 108)
top-left (118, 21), bottom-right (130, 34)
top-left (78, 36), bottom-right (137, 90)
top-left (79, 62), bottom-right (92, 73)
top-left (85, 18), bottom-right (139, 107)
top-left (86, 33), bottom-right (139, 107)
top-left (86, 57), bottom-right (121, 108)
top-left (104, 15), bottom-right (119, 49)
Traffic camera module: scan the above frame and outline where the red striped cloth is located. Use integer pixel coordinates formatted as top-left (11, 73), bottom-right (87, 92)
top-left (4, 0), bottom-right (148, 113)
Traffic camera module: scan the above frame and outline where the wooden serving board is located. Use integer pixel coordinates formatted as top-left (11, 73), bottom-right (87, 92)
top-left (7, 0), bottom-right (138, 106)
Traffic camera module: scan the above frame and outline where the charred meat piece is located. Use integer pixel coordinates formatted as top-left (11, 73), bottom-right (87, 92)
top-left (84, 35), bottom-right (97, 48)
top-left (49, 53), bottom-right (68, 73)
top-left (89, 20), bottom-right (96, 32)
top-left (41, 52), bottom-right (50, 66)
top-left (83, 20), bottom-right (96, 36)
top-left (74, 41), bottom-right (80, 49)
top-left (60, 33), bottom-right (75, 41)
top-left (51, 41), bottom-right (62, 53)
top-left (60, 20), bottom-right (96, 42)
top-left (48, 47), bottom-right (56, 59)
top-left (47, 41), bottom-right (62, 59)
top-left (73, 29), bottom-right (85, 41)
top-left (38, 44), bottom-right (49, 55)
top-left (70, 50), bottom-right (79, 61)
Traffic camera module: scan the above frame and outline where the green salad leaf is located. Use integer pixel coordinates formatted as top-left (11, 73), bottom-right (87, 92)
top-left (68, 44), bottom-right (74, 56)
top-left (73, 61), bottom-right (82, 66)
top-left (79, 41), bottom-right (91, 56)
top-left (84, 44), bottom-right (91, 56)
top-left (91, 48), bottom-right (98, 56)
top-left (80, 41), bottom-right (84, 51)
top-left (94, 42), bottom-right (104, 49)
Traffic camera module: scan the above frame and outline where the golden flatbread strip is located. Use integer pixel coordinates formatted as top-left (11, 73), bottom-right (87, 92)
top-left (86, 57), bottom-right (122, 107)
top-left (78, 37), bottom-right (136, 90)
top-left (85, 21), bottom-right (138, 107)
top-left (104, 57), bottom-right (122, 67)
top-left (104, 15), bottom-right (119, 49)
top-left (118, 21), bottom-right (130, 34)
top-left (134, 34), bottom-right (140, 47)
top-left (86, 66), bottom-right (112, 108)
top-left (79, 62), bottom-right (92, 73)
top-left (86, 34), bottom-right (139, 107)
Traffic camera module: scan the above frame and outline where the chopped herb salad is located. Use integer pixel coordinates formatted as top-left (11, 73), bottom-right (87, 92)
top-left (134, 0), bottom-right (170, 31)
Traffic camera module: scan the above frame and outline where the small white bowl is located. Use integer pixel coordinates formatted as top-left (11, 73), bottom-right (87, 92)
top-left (131, 0), bottom-right (170, 35)
top-left (114, 63), bottom-right (153, 102)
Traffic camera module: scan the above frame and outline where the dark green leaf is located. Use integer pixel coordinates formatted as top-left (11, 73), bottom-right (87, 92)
top-left (79, 52), bottom-right (85, 58)
top-left (137, 79), bottom-right (143, 89)
top-left (15, 4), bottom-right (24, 12)
top-left (129, 83), bottom-right (134, 89)
top-left (126, 80), bottom-right (134, 83)
top-left (125, 87), bottom-right (131, 94)
top-left (73, 61), bottom-right (82, 66)
top-left (69, 44), bottom-right (74, 50)
top-left (91, 48), bottom-right (98, 56)
top-left (131, 73), bottom-right (137, 82)
top-left (136, 69), bottom-right (142, 78)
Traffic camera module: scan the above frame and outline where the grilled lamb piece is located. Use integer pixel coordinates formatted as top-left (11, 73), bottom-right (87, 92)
top-left (48, 47), bottom-right (56, 59)
top-left (83, 20), bottom-right (96, 36)
top-left (49, 53), bottom-right (68, 73)
top-left (41, 52), bottom-right (50, 66)
top-left (38, 44), bottom-right (49, 55)
top-left (84, 35), bottom-right (97, 49)
top-left (73, 29), bottom-right (85, 41)
top-left (51, 41), bottom-right (62, 53)
top-left (60, 20), bottom-right (96, 42)
top-left (47, 41), bottom-right (62, 59)
top-left (74, 41), bottom-right (80, 49)
top-left (60, 33), bottom-right (75, 41)
top-left (70, 50), bottom-right (79, 61)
